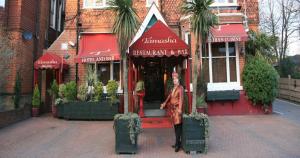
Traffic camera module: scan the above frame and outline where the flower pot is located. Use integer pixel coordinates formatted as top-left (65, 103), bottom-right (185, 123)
top-left (52, 105), bottom-right (57, 117)
top-left (32, 108), bottom-right (39, 117)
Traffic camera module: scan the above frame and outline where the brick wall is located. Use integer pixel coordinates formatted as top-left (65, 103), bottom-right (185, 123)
top-left (3, 0), bottom-right (50, 94)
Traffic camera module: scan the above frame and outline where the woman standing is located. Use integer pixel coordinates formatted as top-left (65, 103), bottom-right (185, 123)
top-left (160, 72), bottom-right (184, 152)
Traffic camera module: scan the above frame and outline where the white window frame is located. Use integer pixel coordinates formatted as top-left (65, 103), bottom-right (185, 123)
top-left (146, 0), bottom-right (158, 7)
top-left (83, 0), bottom-right (111, 9)
top-left (203, 42), bottom-right (242, 91)
top-left (210, 0), bottom-right (238, 7)
top-left (50, 0), bottom-right (57, 29)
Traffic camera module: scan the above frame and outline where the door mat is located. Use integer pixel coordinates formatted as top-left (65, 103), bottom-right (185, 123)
top-left (141, 117), bottom-right (172, 129)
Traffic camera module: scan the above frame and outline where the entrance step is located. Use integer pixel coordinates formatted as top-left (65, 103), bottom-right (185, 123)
top-left (144, 109), bottom-right (166, 117)
top-left (141, 117), bottom-right (172, 129)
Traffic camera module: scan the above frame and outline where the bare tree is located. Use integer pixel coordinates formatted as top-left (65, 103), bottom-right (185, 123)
top-left (0, 26), bottom-right (14, 93)
top-left (260, 0), bottom-right (300, 63)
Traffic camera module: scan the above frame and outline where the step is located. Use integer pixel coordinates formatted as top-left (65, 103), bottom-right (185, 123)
top-left (144, 109), bottom-right (166, 117)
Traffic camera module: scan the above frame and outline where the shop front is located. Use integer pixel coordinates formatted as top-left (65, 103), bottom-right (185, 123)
top-left (129, 20), bottom-right (192, 117)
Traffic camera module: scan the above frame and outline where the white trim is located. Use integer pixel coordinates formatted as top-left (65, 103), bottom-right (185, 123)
top-left (129, 3), bottom-right (167, 47)
top-left (226, 42), bottom-right (230, 82)
top-left (146, 0), bottom-right (158, 7)
top-left (110, 61), bottom-right (113, 80)
top-left (184, 32), bottom-right (190, 45)
top-left (235, 42), bottom-right (241, 84)
top-left (207, 82), bottom-right (242, 91)
top-left (211, 0), bottom-right (238, 7)
top-left (208, 42), bottom-right (213, 83)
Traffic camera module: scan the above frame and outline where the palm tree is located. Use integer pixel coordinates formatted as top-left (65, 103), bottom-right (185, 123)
top-left (182, 0), bottom-right (217, 113)
top-left (109, 0), bottom-right (139, 114)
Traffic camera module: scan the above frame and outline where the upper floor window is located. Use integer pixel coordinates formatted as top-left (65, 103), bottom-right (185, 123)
top-left (83, 0), bottom-right (111, 8)
top-left (50, 0), bottom-right (57, 29)
top-left (146, 0), bottom-right (158, 7)
top-left (0, 1), bottom-right (5, 7)
top-left (211, 0), bottom-right (238, 6)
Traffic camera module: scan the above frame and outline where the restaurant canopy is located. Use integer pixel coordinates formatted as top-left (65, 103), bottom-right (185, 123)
top-left (76, 34), bottom-right (121, 63)
top-left (34, 52), bottom-right (68, 70)
top-left (209, 24), bottom-right (248, 43)
top-left (129, 20), bottom-right (189, 58)
top-left (34, 52), bottom-right (69, 84)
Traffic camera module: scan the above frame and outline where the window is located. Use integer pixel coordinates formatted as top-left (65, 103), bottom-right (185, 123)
top-left (211, 0), bottom-right (237, 6)
top-left (50, 0), bottom-right (56, 29)
top-left (83, 0), bottom-right (111, 8)
top-left (146, 0), bottom-right (158, 7)
top-left (90, 62), bottom-right (120, 86)
top-left (202, 42), bottom-right (239, 85)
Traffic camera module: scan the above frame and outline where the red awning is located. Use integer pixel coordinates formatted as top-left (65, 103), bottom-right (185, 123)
top-left (34, 52), bottom-right (68, 69)
top-left (129, 21), bottom-right (189, 58)
top-left (76, 34), bottom-right (121, 63)
top-left (209, 24), bottom-right (248, 43)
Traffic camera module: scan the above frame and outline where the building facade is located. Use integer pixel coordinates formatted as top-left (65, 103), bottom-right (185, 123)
top-left (0, 0), bottom-right (64, 111)
top-left (43, 0), bottom-right (261, 115)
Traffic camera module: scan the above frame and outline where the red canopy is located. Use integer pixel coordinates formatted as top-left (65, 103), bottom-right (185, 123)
top-left (129, 21), bottom-right (189, 58)
top-left (76, 34), bottom-right (121, 63)
top-left (34, 52), bottom-right (68, 69)
top-left (210, 24), bottom-right (248, 43)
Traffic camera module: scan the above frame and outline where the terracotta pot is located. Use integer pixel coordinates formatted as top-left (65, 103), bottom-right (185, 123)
top-left (32, 108), bottom-right (40, 117)
top-left (52, 105), bottom-right (57, 117)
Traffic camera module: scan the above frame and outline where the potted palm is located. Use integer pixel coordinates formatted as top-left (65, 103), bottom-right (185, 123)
top-left (108, 0), bottom-right (140, 154)
top-left (48, 80), bottom-right (59, 117)
top-left (181, 0), bottom-right (217, 154)
top-left (32, 84), bottom-right (41, 117)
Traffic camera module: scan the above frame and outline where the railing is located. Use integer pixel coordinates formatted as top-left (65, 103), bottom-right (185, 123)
top-left (278, 77), bottom-right (300, 103)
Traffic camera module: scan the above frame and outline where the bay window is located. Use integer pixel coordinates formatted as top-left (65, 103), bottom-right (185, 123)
top-left (90, 62), bottom-right (120, 86)
top-left (202, 42), bottom-right (241, 91)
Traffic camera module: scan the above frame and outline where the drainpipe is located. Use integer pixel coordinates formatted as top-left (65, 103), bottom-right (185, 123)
top-left (32, 0), bottom-right (41, 91)
top-left (75, 0), bottom-right (80, 84)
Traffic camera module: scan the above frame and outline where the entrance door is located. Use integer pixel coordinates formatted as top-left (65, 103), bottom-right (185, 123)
top-left (144, 58), bottom-right (164, 105)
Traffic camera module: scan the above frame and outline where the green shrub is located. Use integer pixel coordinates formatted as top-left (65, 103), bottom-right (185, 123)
top-left (77, 84), bottom-right (87, 101)
top-left (106, 80), bottom-right (118, 104)
top-left (14, 71), bottom-right (22, 109)
top-left (48, 80), bottom-right (59, 99)
top-left (242, 55), bottom-right (279, 108)
top-left (32, 85), bottom-right (41, 108)
top-left (64, 81), bottom-right (77, 101)
top-left (59, 84), bottom-right (66, 98)
top-left (95, 81), bottom-right (104, 101)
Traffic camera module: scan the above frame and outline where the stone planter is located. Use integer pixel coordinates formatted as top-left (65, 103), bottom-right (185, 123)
top-left (56, 100), bottom-right (119, 120)
top-left (182, 113), bottom-right (209, 154)
top-left (114, 113), bottom-right (141, 154)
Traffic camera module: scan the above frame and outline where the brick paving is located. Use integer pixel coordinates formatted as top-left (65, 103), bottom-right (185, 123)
top-left (0, 114), bottom-right (300, 158)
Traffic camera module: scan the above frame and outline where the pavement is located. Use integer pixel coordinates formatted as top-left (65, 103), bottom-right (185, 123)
top-left (0, 99), bottom-right (300, 158)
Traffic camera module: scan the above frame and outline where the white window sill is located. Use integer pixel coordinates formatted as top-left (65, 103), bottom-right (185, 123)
top-left (210, 3), bottom-right (239, 7)
top-left (207, 82), bottom-right (243, 91)
top-left (82, 6), bottom-right (111, 9)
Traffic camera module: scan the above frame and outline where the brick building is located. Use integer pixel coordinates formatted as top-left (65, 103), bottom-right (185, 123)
top-left (0, 0), bottom-right (64, 111)
top-left (42, 0), bottom-right (262, 115)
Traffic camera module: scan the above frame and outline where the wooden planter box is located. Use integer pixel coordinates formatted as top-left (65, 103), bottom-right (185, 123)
top-left (114, 119), bottom-right (139, 154)
top-left (56, 100), bottom-right (119, 120)
top-left (182, 116), bottom-right (208, 154)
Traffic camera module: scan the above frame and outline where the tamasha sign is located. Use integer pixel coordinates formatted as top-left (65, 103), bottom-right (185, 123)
top-left (36, 60), bottom-right (59, 69)
top-left (129, 21), bottom-right (189, 58)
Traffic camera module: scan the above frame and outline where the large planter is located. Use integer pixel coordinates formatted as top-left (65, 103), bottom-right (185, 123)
top-left (182, 113), bottom-right (209, 154)
top-left (56, 100), bottom-right (119, 120)
top-left (114, 113), bottom-right (141, 154)
top-left (31, 108), bottom-right (40, 117)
